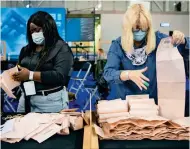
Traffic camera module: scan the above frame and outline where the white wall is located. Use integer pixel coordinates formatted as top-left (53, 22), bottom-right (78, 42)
top-left (152, 14), bottom-right (189, 35)
top-left (101, 13), bottom-right (189, 52)
top-left (101, 14), bottom-right (123, 53)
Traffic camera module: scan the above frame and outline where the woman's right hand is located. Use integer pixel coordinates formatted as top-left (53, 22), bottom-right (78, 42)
top-left (120, 67), bottom-right (149, 90)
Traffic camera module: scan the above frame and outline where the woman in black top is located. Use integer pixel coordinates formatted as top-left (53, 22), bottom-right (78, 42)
top-left (12, 11), bottom-right (73, 112)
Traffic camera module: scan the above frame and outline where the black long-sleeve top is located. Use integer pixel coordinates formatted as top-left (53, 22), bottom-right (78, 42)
top-left (18, 40), bottom-right (74, 91)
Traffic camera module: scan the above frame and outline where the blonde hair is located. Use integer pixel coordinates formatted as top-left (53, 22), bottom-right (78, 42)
top-left (121, 4), bottom-right (156, 54)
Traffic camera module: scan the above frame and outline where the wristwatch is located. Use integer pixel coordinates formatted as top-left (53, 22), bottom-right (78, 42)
top-left (29, 71), bottom-right (34, 80)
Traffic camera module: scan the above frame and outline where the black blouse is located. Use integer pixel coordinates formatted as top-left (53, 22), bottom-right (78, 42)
top-left (18, 40), bottom-right (74, 91)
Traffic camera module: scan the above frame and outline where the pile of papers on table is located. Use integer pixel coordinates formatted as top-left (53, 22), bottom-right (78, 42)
top-left (127, 95), bottom-right (159, 117)
top-left (97, 98), bottom-right (129, 123)
top-left (95, 95), bottom-right (190, 140)
top-left (0, 111), bottom-right (84, 143)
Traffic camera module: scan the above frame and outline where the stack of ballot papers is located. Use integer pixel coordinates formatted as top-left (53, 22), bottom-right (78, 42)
top-left (97, 99), bottom-right (129, 123)
top-left (0, 112), bottom-right (85, 143)
top-left (0, 66), bottom-right (20, 98)
top-left (94, 115), bottom-right (190, 140)
top-left (127, 95), bottom-right (159, 117)
top-left (95, 95), bottom-right (190, 140)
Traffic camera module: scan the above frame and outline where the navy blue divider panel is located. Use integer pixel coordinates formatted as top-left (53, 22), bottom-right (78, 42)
top-left (1, 8), bottom-right (66, 61)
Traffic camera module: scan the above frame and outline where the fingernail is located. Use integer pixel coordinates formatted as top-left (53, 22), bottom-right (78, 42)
top-left (144, 82), bottom-right (149, 87)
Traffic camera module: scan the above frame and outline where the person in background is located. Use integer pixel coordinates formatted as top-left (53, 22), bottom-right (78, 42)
top-left (104, 4), bottom-right (189, 104)
top-left (97, 48), bottom-right (107, 60)
top-left (94, 48), bottom-right (107, 75)
top-left (79, 49), bottom-right (87, 61)
top-left (12, 11), bottom-right (74, 112)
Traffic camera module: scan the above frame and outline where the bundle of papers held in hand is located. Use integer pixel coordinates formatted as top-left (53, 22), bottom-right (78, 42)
top-left (0, 66), bottom-right (20, 98)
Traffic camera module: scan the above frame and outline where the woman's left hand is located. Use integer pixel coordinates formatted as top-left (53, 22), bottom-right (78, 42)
top-left (12, 66), bottom-right (30, 82)
top-left (172, 30), bottom-right (185, 45)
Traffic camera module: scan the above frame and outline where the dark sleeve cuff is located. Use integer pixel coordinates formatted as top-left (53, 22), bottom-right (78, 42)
top-left (114, 70), bottom-right (123, 84)
top-left (185, 37), bottom-right (190, 49)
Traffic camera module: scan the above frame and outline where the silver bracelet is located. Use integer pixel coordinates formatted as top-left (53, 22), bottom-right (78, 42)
top-left (126, 71), bottom-right (129, 80)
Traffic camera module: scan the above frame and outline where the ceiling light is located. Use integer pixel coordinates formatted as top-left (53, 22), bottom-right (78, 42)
top-left (98, 3), bottom-right (102, 9)
top-left (95, 1), bottom-right (102, 11)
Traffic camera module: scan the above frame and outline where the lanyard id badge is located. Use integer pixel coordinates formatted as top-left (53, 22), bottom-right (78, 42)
top-left (23, 81), bottom-right (36, 96)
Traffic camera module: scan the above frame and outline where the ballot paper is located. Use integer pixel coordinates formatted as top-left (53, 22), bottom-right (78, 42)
top-left (159, 99), bottom-right (185, 120)
top-left (32, 123), bottom-right (62, 143)
top-left (97, 99), bottom-right (128, 114)
top-left (24, 123), bottom-right (53, 140)
top-left (1, 138), bottom-right (22, 143)
top-left (0, 119), bottom-right (15, 135)
top-left (128, 98), bottom-right (155, 105)
top-left (172, 117), bottom-right (190, 128)
top-left (94, 115), bottom-right (190, 140)
top-left (60, 108), bottom-right (79, 112)
top-left (57, 115), bottom-right (70, 135)
top-left (0, 66), bottom-right (20, 98)
top-left (69, 116), bottom-right (83, 130)
top-left (1, 66), bottom-right (20, 90)
top-left (99, 112), bottom-right (130, 120)
top-left (126, 94), bottom-right (149, 100)
top-left (130, 104), bottom-right (159, 110)
top-left (129, 110), bottom-right (159, 117)
top-left (1, 114), bottom-right (41, 139)
top-left (157, 37), bottom-right (185, 119)
top-left (1, 112), bottom-right (86, 144)
top-left (94, 124), bottom-right (106, 138)
top-left (128, 97), bottom-right (159, 117)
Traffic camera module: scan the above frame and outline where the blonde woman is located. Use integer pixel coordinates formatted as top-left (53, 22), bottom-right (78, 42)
top-left (104, 4), bottom-right (189, 103)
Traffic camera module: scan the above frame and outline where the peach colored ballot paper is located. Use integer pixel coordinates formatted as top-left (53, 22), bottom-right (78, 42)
top-left (156, 37), bottom-right (185, 119)
top-left (0, 66), bottom-right (20, 98)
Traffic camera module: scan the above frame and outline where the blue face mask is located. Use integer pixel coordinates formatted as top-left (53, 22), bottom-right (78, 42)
top-left (133, 30), bottom-right (147, 41)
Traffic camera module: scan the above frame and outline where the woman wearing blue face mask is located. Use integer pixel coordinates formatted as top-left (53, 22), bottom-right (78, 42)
top-left (12, 11), bottom-right (74, 112)
top-left (104, 4), bottom-right (189, 104)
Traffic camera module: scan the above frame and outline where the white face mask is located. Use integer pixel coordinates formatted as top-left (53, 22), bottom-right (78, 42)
top-left (32, 31), bottom-right (45, 45)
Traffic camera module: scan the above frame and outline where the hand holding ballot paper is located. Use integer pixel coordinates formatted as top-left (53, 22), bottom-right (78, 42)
top-left (156, 37), bottom-right (185, 119)
top-left (0, 66), bottom-right (21, 98)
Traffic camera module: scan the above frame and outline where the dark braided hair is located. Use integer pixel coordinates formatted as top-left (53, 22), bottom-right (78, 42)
top-left (25, 11), bottom-right (63, 70)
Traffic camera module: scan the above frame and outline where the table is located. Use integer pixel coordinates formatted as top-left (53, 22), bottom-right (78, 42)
top-left (83, 113), bottom-right (190, 149)
top-left (99, 140), bottom-right (189, 149)
top-left (1, 114), bottom-right (84, 149)
top-left (1, 129), bottom-right (83, 149)
top-left (83, 125), bottom-right (189, 149)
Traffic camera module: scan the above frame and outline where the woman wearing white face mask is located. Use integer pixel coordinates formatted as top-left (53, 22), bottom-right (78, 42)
top-left (12, 11), bottom-right (74, 112)
top-left (104, 4), bottom-right (189, 104)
